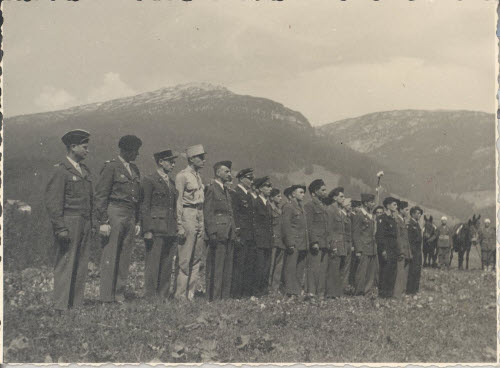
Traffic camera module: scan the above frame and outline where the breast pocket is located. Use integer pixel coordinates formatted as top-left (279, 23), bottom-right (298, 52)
top-left (66, 176), bottom-right (86, 197)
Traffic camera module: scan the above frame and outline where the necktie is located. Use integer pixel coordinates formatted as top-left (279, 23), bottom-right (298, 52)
top-left (74, 163), bottom-right (83, 176)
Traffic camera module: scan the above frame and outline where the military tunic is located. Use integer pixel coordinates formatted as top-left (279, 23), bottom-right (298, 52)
top-left (141, 170), bottom-right (178, 299)
top-left (406, 218), bottom-right (423, 294)
top-left (269, 203), bottom-right (285, 292)
top-left (253, 195), bottom-right (273, 294)
top-left (45, 160), bottom-right (93, 310)
top-left (325, 203), bottom-right (346, 298)
top-left (95, 157), bottom-right (141, 302)
top-left (393, 215), bottom-right (411, 298)
top-left (480, 226), bottom-right (496, 269)
top-left (436, 224), bottom-right (452, 268)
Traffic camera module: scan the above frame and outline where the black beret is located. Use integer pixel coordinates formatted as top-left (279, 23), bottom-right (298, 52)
top-left (410, 206), bottom-right (423, 216)
top-left (360, 193), bottom-right (375, 203)
top-left (329, 186), bottom-right (344, 198)
top-left (289, 184), bottom-right (306, 193)
top-left (270, 188), bottom-right (281, 198)
top-left (283, 186), bottom-right (293, 199)
top-left (308, 179), bottom-right (325, 194)
top-left (383, 196), bottom-right (399, 208)
top-left (352, 200), bottom-right (362, 208)
top-left (61, 129), bottom-right (90, 146)
top-left (214, 160), bottom-right (232, 171)
top-left (254, 176), bottom-right (271, 189)
top-left (399, 201), bottom-right (409, 210)
top-left (236, 168), bottom-right (254, 179)
top-left (154, 150), bottom-right (178, 163)
top-left (118, 135), bottom-right (142, 150)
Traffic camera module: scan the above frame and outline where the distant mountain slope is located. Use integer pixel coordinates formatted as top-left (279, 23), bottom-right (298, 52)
top-left (316, 110), bottom-right (495, 216)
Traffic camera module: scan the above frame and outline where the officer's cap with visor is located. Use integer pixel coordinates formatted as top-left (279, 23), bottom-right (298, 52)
top-left (61, 129), bottom-right (90, 147)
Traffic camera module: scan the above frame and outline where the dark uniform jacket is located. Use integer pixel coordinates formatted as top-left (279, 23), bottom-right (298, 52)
top-left (343, 210), bottom-right (353, 252)
top-left (230, 185), bottom-right (255, 243)
top-left (327, 203), bottom-right (346, 255)
top-left (304, 197), bottom-right (329, 249)
top-left (407, 218), bottom-right (422, 255)
top-left (352, 208), bottom-right (376, 256)
top-left (271, 203), bottom-right (284, 249)
top-left (395, 215), bottom-right (411, 259)
top-left (141, 170), bottom-right (178, 237)
top-left (95, 158), bottom-right (141, 224)
top-left (45, 160), bottom-right (93, 234)
top-left (375, 213), bottom-right (400, 259)
top-left (204, 181), bottom-right (236, 242)
top-left (281, 199), bottom-right (308, 251)
top-left (480, 227), bottom-right (496, 251)
top-left (253, 196), bottom-right (273, 248)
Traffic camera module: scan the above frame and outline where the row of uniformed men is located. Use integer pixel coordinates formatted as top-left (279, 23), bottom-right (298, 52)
top-left (44, 129), bottom-right (425, 310)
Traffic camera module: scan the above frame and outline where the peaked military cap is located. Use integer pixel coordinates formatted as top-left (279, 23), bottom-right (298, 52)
top-left (254, 176), bottom-right (271, 189)
top-left (214, 160), bottom-right (232, 170)
top-left (61, 129), bottom-right (90, 146)
top-left (383, 196), bottom-right (399, 207)
top-left (360, 193), bottom-right (375, 202)
top-left (186, 144), bottom-right (206, 158)
top-left (154, 149), bottom-right (178, 162)
top-left (236, 168), bottom-right (254, 179)
top-left (118, 135), bottom-right (142, 150)
top-left (329, 186), bottom-right (344, 198)
top-left (270, 188), bottom-right (281, 198)
top-left (308, 179), bottom-right (325, 194)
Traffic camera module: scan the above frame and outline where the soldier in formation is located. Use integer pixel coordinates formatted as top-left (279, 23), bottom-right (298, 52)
top-left (46, 131), bottom-right (484, 310)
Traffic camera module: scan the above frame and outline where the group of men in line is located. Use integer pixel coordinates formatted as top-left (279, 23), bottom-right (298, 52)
top-left (47, 129), bottom-right (430, 311)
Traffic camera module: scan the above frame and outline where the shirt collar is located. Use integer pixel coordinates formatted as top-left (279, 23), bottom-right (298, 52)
top-left (251, 192), bottom-right (257, 199)
top-left (157, 168), bottom-right (170, 182)
top-left (118, 155), bottom-right (129, 165)
top-left (214, 179), bottom-right (225, 191)
top-left (259, 194), bottom-right (267, 205)
top-left (360, 207), bottom-right (373, 219)
top-left (66, 156), bottom-right (80, 171)
top-left (237, 184), bottom-right (248, 195)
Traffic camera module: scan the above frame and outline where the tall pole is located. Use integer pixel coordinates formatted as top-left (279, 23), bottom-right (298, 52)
top-left (376, 171), bottom-right (384, 205)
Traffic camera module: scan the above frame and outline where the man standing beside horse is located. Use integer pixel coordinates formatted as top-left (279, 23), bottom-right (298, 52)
top-left (436, 216), bottom-right (452, 270)
top-left (480, 218), bottom-right (496, 272)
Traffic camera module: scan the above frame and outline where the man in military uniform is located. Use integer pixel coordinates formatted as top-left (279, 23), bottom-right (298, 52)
top-left (406, 206), bottom-right (423, 294)
top-left (45, 129), bottom-right (93, 311)
top-left (230, 168), bottom-right (256, 298)
top-left (480, 219), bottom-right (496, 271)
top-left (268, 188), bottom-right (285, 293)
top-left (375, 197), bottom-right (401, 298)
top-left (282, 184), bottom-right (308, 297)
top-left (95, 135), bottom-right (142, 303)
top-left (393, 200), bottom-right (411, 298)
top-left (352, 193), bottom-right (377, 296)
top-left (174, 144), bottom-right (206, 301)
top-left (325, 187), bottom-right (347, 298)
top-left (341, 198), bottom-right (354, 291)
top-left (141, 149), bottom-right (178, 299)
top-left (253, 176), bottom-right (274, 295)
top-left (436, 216), bottom-right (452, 269)
top-left (204, 161), bottom-right (237, 301)
top-left (304, 179), bottom-right (329, 297)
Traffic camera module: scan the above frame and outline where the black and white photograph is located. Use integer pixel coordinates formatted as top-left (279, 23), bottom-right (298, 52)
top-left (2, 0), bottom-right (498, 364)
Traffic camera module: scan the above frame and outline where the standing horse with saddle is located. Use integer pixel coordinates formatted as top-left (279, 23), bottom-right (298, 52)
top-left (451, 214), bottom-right (481, 270)
top-left (423, 216), bottom-right (438, 268)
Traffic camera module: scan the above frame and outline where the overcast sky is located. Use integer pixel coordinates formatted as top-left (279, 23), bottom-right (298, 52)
top-left (3, 0), bottom-right (497, 125)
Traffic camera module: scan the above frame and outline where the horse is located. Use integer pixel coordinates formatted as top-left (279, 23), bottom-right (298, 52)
top-left (422, 215), bottom-right (438, 268)
top-left (451, 214), bottom-right (481, 270)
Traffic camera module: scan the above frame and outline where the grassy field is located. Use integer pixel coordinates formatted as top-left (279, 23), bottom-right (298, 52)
top-left (4, 247), bottom-right (497, 363)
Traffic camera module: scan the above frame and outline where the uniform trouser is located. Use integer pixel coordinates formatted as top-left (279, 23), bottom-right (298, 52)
top-left (341, 247), bottom-right (353, 288)
top-left (144, 236), bottom-right (177, 299)
top-left (306, 248), bottom-right (328, 295)
top-left (206, 240), bottom-right (234, 301)
top-left (256, 247), bottom-right (272, 293)
top-left (231, 240), bottom-right (257, 297)
top-left (406, 252), bottom-right (422, 294)
top-left (325, 255), bottom-right (345, 297)
top-left (353, 254), bottom-right (377, 295)
top-left (269, 247), bottom-right (286, 292)
top-left (283, 249), bottom-right (307, 295)
top-left (378, 253), bottom-right (397, 298)
top-left (175, 208), bottom-right (204, 300)
top-left (481, 249), bottom-right (495, 268)
top-left (100, 205), bottom-right (136, 302)
top-left (53, 215), bottom-right (91, 310)
top-left (393, 258), bottom-right (409, 298)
